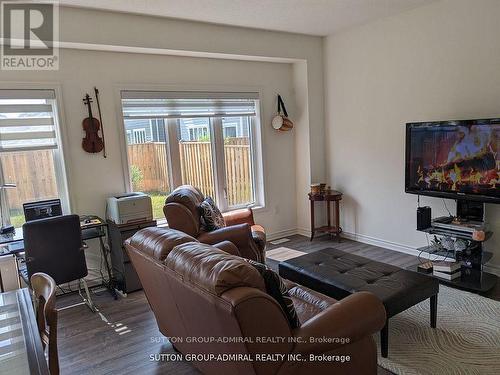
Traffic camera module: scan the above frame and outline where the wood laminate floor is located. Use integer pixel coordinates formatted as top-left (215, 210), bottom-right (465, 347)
top-left (57, 234), bottom-right (499, 375)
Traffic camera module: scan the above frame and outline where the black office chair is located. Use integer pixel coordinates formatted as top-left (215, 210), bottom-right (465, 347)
top-left (23, 215), bottom-right (96, 312)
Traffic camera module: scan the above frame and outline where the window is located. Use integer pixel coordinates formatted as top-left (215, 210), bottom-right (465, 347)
top-left (223, 125), bottom-right (237, 138)
top-left (132, 128), bottom-right (146, 144)
top-left (187, 124), bottom-right (209, 141)
top-left (0, 89), bottom-right (68, 228)
top-left (222, 117), bottom-right (253, 207)
top-left (121, 91), bottom-right (261, 217)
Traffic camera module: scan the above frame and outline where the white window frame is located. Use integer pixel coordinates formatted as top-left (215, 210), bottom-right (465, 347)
top-left (223, 124), bottom-right (238, 138)
top-left (0, 85), bottom-right (71, 227)
top-left (168, 116), bottom-right (256, 212)
top-left (117, 88), bottom-right (265, 214)
top-left (187, 125), bottom-right (208, 141)
top-left (132, 128), bottom-right (146, 144)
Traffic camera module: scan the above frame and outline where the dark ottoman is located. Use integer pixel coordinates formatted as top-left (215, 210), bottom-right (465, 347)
top-left (279, 248), bottom-right (439, 357)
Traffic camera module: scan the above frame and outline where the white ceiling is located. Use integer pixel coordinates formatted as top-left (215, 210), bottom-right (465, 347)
top-left (59, 0), bottom-right (436, 36)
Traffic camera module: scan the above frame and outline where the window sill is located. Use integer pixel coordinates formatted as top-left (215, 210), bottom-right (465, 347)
top-left (222, 204), bottom-right (266, 214)
top-left (156, 204), bottom-right (265, 229)
top-left (249, 205), bottom-right (265, 212)
top-left (156, 218), bottom-right (168, 228)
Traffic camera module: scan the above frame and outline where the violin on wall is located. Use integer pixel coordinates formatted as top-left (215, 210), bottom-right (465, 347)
top-left (82, 91), bottom-right (106, 157)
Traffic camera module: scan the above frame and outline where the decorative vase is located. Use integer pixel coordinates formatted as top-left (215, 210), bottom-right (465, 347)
top-left (310, 183), bottom-right (321, 195)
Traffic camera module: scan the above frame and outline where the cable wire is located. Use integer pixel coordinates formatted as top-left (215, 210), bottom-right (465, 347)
top-left (442, 198), bottom-right (452, 217)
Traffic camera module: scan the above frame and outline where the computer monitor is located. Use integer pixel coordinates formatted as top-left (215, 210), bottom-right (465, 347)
top-left (23, 199), bottom-right (62, 222)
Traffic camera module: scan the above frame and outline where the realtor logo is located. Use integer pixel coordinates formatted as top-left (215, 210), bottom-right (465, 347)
top-left (1, 1), bottom-right (59, 70)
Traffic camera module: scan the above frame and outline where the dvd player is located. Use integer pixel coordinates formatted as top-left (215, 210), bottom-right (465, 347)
top-left (431, 216), bottom-right (484, 234)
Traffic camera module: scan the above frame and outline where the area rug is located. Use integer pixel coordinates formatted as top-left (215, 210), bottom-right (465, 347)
top-left (377, 285), bottom-right (500, 375)
top-left (266, 247), bottom-right (306, 262)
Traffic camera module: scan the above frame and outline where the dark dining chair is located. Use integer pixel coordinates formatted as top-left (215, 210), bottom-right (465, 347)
top-left (31, 272), bottom-right (59, 375)
top-left (23, 214), bottom-right (96, 311)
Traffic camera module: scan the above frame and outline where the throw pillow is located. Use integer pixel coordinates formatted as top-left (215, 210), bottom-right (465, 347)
top-left (199, 197), bottom-right (226, 231)
top-left (246, 259), bottom-right (300, 328)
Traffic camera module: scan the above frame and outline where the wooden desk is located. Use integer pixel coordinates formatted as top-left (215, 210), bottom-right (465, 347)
top-left (309, 191), bottom-right (343, 242)
top-left (0, 288), bottom-right (49, 375)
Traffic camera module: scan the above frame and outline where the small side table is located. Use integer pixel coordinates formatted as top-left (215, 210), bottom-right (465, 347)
top-left (309, 191), bottom-right (342, 242)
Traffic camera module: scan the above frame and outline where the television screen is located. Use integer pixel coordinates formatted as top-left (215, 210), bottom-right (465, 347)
top-left (406, 119), bottom-right (499, 202)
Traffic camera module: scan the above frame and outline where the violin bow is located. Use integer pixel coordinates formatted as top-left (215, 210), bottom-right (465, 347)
top-left (94, 87), bottom-right (107, 158)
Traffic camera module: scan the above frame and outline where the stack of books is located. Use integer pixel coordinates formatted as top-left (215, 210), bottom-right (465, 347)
top-left (417, 261), bottom-right (433, 273)
top-left (433, 261), bottom-right (461, 280)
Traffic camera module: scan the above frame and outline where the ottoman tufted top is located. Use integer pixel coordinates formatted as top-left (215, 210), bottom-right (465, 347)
top-left (279, 248), bottom-right (439, 317)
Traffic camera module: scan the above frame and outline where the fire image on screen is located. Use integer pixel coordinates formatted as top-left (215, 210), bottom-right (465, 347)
top-left (408, 124), bottom-right (499, 196)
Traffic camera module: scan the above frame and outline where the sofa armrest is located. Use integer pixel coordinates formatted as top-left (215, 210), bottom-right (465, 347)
top-left (198, 223), bottom-right (261, 261)
top-left (223, 208), bottom-right (255, 226)
top-left (212, 240), bottom-right (241, 257)
top-left (292, 292), bottom-right (386, 354)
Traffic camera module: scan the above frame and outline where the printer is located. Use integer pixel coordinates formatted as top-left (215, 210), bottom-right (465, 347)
top-left (106, 192), bottom-right (153, 225)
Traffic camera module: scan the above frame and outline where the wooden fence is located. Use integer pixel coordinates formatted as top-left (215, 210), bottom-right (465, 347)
top-left (178, 141), bottom-right (216, 198)
top-left (129, 139), bottom-right (252, 206)
top-left (1, 138), bottom-right (252, 211)
top-left (224, 144), bottom-right (253, 206)
top-left (127, 143), bottom-right (170, 192)
top-left (0, 150), bottom-right (58, 209)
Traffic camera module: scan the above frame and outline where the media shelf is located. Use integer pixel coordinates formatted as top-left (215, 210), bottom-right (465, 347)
top-left (420, 226), bottom-right (493, 241)
top-left (416, 243), bottom-right (493, 265)
top-left (413, 200), bottom-right (499, 292)
top-left (419, 224), bottom-right (492, 267)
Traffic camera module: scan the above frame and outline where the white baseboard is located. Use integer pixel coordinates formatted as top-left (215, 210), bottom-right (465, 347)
top-left (341, 231), bottom-right (419, 257)
top-left (296, 227), bottom-right (311, 238)
top-left (342, 231), bottom-right (500, 277)
top-left (266, 228), bottom-right (299, 241)
top-left (281, 228), bottom-right (500, 277)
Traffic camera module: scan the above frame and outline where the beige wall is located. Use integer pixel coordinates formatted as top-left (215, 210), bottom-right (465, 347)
top-left (0, 49), bottom-right (297, 236)
top-left (57, 6), bottom-right (326, 236)
top-left (324, 0), bottom-right (500, 272)
top-left (0, 6), bottom-right (326, 238)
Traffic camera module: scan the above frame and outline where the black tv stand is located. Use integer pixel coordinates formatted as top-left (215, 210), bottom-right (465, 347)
top-left (413, 200), bottom-right (497, 292)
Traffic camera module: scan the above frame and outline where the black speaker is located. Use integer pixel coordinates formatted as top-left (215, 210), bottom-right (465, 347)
top-left (417, 206), bottom-right (431, 230)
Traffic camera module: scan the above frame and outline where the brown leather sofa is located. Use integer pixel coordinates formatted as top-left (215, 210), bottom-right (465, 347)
top-left (163, 185), bottom-right (266, 262)
top-left (125, 227), bottom-right (386, 375)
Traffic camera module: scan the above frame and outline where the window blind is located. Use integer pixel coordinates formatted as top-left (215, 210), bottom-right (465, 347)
top-left (121, 91), bottom-right (258, 120)
top-left (0, 89), bottom-right (58, 152)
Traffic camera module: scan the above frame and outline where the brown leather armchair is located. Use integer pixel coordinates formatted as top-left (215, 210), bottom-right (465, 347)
top-left (125, 227), bottom-right (386, 375)
top-left (163, 185), bottom-right (266, 262)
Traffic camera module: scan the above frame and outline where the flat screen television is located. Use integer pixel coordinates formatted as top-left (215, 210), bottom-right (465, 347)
top-left (405, 119), bottom-right (499, 203)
